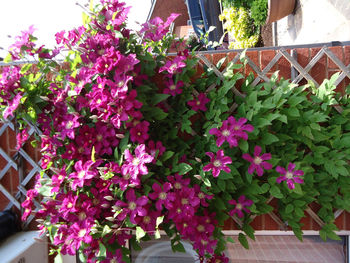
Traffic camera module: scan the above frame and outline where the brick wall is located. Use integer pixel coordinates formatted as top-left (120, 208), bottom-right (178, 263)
top-left (150, 0), bottom-right (189, 29)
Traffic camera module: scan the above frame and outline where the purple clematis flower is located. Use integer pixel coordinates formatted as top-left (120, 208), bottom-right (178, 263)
top-left (276, 163), bottom-right (304, 189)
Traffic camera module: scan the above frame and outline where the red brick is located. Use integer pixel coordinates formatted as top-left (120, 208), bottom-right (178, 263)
top-left (296, 48), bottom-right (310, 68)
top-left (345, 212), bottom-right (350, 230)
top-left (150, 0), bottom-right (189, 30)
top-left (250, 215), bottom-right (264, 230)
top-left (310, 48), bottom-right (327, 85)
top-left (344, 46), bottom-right (350, 65)
top-left (212, 52), bottom-right (227, 70)
top-left (264, 213), bottom-right (281, 230)
top-left (277, 55), bottom-right (291, 80)
top-left (334, 212), bottom-right (345, 230)
top-left (328, 46), bottom-right (345, 69)
top-left (260, 50), bottom-right (277, 72)
top-left (0, 192), bottom-right (9, 210)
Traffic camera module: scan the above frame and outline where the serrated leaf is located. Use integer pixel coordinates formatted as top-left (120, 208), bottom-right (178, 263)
top-left (238, 233), bottom-right (249, 249)
top-left (174, 162), bottom-right (192, 175)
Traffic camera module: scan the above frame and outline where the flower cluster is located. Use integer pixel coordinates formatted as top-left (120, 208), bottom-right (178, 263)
top-left (2, 0), bottom-right (335, 262)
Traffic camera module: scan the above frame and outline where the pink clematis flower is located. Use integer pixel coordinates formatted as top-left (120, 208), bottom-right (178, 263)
top-left (3, 93), bottom-right (23, 120)
top-left (115, 189), bottom-right (149, 225)
top-left (276, 163), bottom-right (304, 189)
top-left (69, 160), bottom-right (98, 191)
top-left (159, 55), bottom-right (186, 75)
top-left (187, 93), bottom-right (210, 111)
top-left (209, 116), bottom-right (254, 148)
top-left (149, 182), bottom-right (175, 210)
top-left (163, 79), bottom-right (184, 96)
top-left (242, 146), bottom-right (272, 176)
top-left (140, 13), bottom-right (180, 42)
top-left (121, 144), bottom-right (153, 179)
top-left (228, 195), bottom-right (253, 218)
top-left (203, 150), bottom-right (232, 177)
top-left (15, 128), bottom-right (29, 150)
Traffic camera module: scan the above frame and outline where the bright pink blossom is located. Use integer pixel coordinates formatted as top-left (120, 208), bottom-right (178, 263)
top-left (149, 182), bottom-right (175, 210)
top-left (3, 93), bottom-right (22, 120)
top-left (69, 160), bottom-right (98, 190)
top-left (187, 93), bottom-right (210, 111)
top-left (140, 13), bottom-right (180, 42)
top-left (159, 55), bottom-right (186, 75)
top-left (276, 163), bottom-right (304, 189)
top-left (163, 79), bottom-right (184, 96)
top-left (203, 150), bottom-right (232, 177)
top-left (121, 144), bottom-right (153, 179)
top-left (115, 189), bottom-right (148, 224)
top-left (209, 116), bottom-right (253, 148)
top-left (242, 146), bottom-right (272, 176)
top-left (16, 128), bottom-right (29, 150)
top-left (228, 195), bottom-right (253, 218)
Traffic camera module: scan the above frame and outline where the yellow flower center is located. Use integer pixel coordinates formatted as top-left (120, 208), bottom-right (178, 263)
top-left (222, 129), bottom-right (230, 137)
top-left (286, 172), bottom-right (293, 179)
top-left (159, 192), bottom-right (167, 200)
top-left (236, 203), bottom-right (243, 210)
top-left (128, 202), bottom-right (136, 210)
top-left (253, 157), bottom-right (262, 165)
top-left (213, 160), bottom-right (222, 167)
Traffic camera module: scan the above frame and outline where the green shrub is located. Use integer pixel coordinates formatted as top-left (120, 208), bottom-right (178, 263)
top-left (251, 0), bottom-right (268, 26)
top-left (219, 7), bottom-right (260, 49)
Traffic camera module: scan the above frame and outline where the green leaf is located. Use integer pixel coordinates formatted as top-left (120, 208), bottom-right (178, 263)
top-left (98, 243), bottom-right (107, 258)
top-left (175, 163), bottom-right (192, 175)
top-left (261, 133), bottom-right (279, 145)
top-left (150, 94), bottom-right (170, 105)
top-left (227, 236), bottom-right (235, 243)
top-left (161, 151), bottom-right (174, 162)
top-left (156, 216), bottom-right (164, 228)
top-left (292, 183), bottom-right (303, 195)
top-left (119, 132), bottom-right (130, 152)
top-left (270, 185), bottom-right (283, 198)
top-left (238, 233), bottom-right (249, 249)
top-left (287, 107), bottom-right (300, 117)
top-left (238, 140), bottom-right (249, 152)
top-left (91, 146), bottom-right (96, 162)
top-left (172, 241), bottom-right (186, 253)
top-left (217, 179), bottom-right (226, 191)
top-left (260, 183), bottom-right (270, 194)
top-left (136, 226), bottom-right (146, 242)
top-left (242, 224), bottom-right (255, 240)
top-left (285, 204), bottom-right (294, 214)
top-left (255, 118), bottom-right (271, 128)
top-left (149, 107), bottom-right (168, 120)
top-left (54, 254), bottom-right (63, 263)
top-left (114, 147), bottom-right (119, 161)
